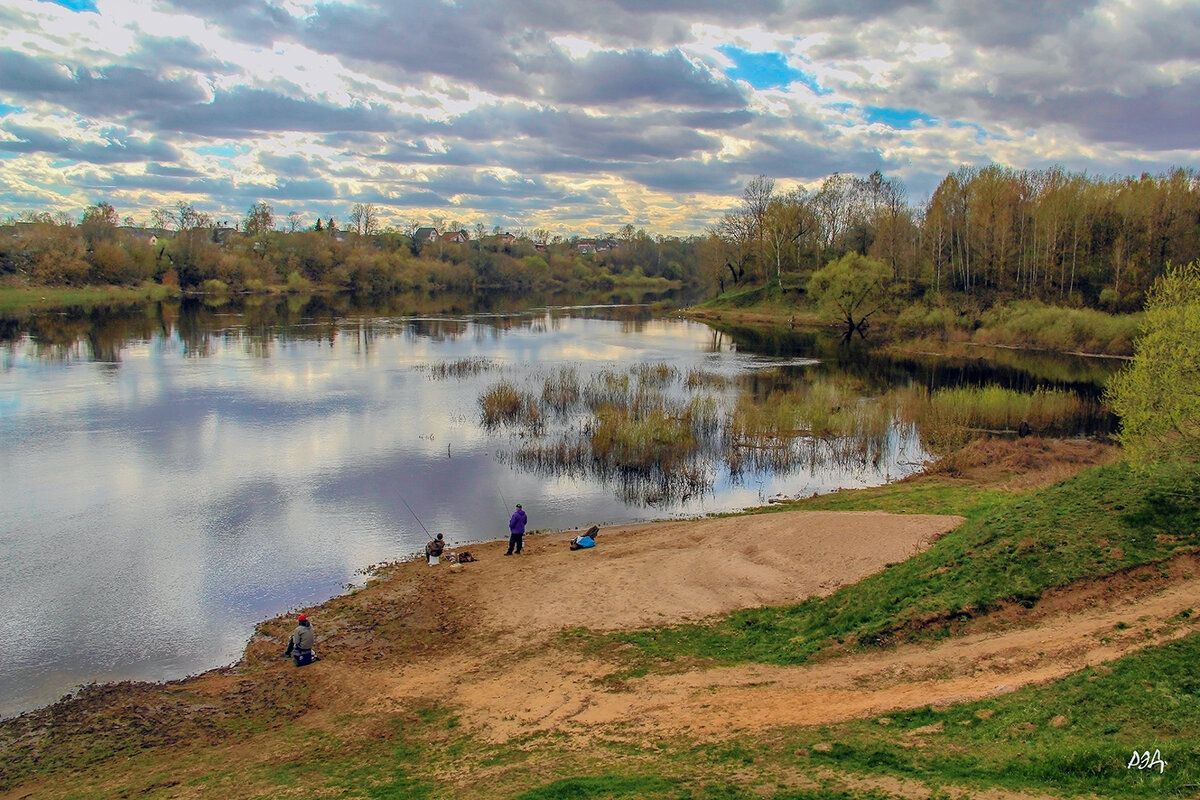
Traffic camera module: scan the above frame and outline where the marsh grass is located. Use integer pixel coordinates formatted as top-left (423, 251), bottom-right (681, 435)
top-left (605, 462), bottom-right (1200, 668)
top-left (479, 380), bottom-right (542, 430)
top-left (425, 357), bottom-right (496, 379)
top-left (684, 368), bottom-right (730, 390)
top-left (484, 362), bottom-right (1097, 506)
top-left (726, 380), bottom-right (898, 474)
top-left (541, 366), bottom-right (581, 414)
top-left (900, 384), bottom-right (1094, 453)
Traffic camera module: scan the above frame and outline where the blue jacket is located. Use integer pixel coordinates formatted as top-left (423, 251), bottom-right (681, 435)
top-left (509, 508), bottom-right (527, 534)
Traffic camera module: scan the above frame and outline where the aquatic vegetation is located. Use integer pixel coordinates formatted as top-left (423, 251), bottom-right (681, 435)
top-left (479, 380), bottom-right (542, 430)
top-left (424, 357), bottom-right (497, 379)
top-left (540, 366), bottom-right (581, 415)
top-left (482, 361), bottom-right (1099, 506)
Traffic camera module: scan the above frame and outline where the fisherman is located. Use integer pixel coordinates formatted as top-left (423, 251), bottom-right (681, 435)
top-left (283, 613), bottom-right (315, 667)
top-left (426, 533), bottom-right (445, 564)
top-left (505, 503), bottom-right (527, 555)
top-left (570, 525), bottom-right (599, 550)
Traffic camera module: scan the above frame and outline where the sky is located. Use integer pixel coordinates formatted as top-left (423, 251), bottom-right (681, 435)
top-left (1, 0), bottom-right (1198, 236)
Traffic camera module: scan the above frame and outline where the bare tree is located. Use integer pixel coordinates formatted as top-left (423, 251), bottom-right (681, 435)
top-left (350, 203), bottom-right (380, 236)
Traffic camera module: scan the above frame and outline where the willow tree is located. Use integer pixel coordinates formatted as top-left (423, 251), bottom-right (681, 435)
top-left (807, 252), bottom-right (893, 339)
top-left (1105, 260), bottom-right (1200, 465)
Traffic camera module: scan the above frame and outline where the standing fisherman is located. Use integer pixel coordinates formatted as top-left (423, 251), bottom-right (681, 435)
top-left (505, 503), bottom-right (527, 555)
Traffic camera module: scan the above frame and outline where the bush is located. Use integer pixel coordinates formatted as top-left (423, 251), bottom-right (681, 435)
top-left (285, 270), bottom-right (312, 293)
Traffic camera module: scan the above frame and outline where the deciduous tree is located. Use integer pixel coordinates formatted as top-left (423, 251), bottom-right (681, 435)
top-left (1106, 260), bottom-right (1200, 465)
top-left (807, 252), bottom-right (894, 338)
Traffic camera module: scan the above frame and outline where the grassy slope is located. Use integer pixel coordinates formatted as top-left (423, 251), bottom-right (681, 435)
top-left (607, 463), bottom-right (1200, 667)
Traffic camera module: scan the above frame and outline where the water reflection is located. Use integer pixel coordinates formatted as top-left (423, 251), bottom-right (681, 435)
top-left (0, 293), bottom-right (1118, 719)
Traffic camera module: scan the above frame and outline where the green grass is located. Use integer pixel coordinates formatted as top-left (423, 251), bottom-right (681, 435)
top-left (976, 299), bottom-right (1140, 355)
top-left (793, 631), bottom-right (1200, 797)
top-left (602, 462), bottom-right (1199, 668)
top-left (0, 283), bottom-right (180, 313)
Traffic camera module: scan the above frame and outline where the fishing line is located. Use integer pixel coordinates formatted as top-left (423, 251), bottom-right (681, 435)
top-left (398, 493), bottom-right (433, 541)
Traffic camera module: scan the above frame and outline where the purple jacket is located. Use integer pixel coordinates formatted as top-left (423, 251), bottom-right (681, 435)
top-left (508, 508), bottom-right (527, 534)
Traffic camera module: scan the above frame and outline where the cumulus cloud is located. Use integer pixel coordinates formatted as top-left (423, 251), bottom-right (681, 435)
top-left (0, 0), bottom-right (1196, 231)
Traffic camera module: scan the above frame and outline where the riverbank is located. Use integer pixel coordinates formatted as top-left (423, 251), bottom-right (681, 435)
top-left (680, 286), bottom-right (1140, 358)
top-left (6, 437), bottom-right (1198, 799)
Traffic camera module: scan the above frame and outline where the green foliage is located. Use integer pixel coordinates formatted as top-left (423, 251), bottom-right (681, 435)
top-left (285, 269), bottom-right (312, 293)
top-left (904, 384), bottom-right (1092, 453)
top-left (807, 253), bottom-right (893, 329)
top-left (977, 300), bottom-right (1139, 355)
top-left (1106, 261), bottom-right (1200, 465)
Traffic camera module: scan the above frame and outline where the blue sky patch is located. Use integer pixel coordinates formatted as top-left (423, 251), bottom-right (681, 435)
top-left (863, 105), bottom-right (938, 129)
top-left (195, 144), bottom-right (241, 157)
top-left (717, 45), bottom-right (828, 94)
top-left (0, 103), bottom-right (19, 117)
top-left (42, 0), bottom-right (98, 11)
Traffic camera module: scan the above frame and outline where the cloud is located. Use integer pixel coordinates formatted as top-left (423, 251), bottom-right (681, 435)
top-left (0, 120), bottom-right (181, 164)
top-left (0, 51), bottom-right (209, 118)
top-left (0, 0), bottom-right (1197, 232)
top-left (145, 87), bottom-right (401, 137)
top-left (550, 48), bottom-right (746, 107)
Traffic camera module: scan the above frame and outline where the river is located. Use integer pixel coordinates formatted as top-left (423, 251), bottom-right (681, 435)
top-left (0, 294), bottom-right (1114, 717)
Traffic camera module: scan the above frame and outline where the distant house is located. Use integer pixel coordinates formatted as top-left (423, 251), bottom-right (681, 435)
top-left (413, 227), bottom-right (440, 243)
top-left (441, 230), bottom-right (468, 244)
top-left (496, 231), bottom-right (516, 246)
top-left (211, 223), bottom-right (239, 245)
top-left (576, 238), bottom-right (616, 255)
top-left (121, 226), bottom-right (171, 248)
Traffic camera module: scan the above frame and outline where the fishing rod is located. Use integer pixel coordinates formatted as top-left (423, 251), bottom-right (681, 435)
top-left (496, 483), bottom-right (511, 512)
top-left (397, 493), bottom-right (434, 542)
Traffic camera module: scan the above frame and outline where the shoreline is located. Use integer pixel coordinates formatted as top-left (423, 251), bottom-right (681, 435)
top-left (2, 507), bottom-right (957, 723)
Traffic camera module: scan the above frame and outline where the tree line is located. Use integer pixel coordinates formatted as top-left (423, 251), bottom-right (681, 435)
top-left (0, 201), bottom-right (705, 295)
top-left (4, 163), bottom-right (1198, 311)
top-left (710, 165), bottom-right (1200, 312)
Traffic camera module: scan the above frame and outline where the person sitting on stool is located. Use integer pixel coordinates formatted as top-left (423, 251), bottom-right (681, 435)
top-left (426, 533), bottom-right (445, 564)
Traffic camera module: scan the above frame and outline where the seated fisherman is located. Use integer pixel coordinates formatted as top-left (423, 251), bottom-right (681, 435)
top-left (426, 533), bottom-right (446, 563)
top-left (284, 614), bottom-right (315, 666)
top-left (570, 525), bottom-right (599, 550)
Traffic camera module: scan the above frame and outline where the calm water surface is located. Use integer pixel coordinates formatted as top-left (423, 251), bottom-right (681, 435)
top-left (0, 298), bottom-right (1110, 717)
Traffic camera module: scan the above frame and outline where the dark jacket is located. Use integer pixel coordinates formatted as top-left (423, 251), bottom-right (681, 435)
top-left (509, 508), bottom-right (527, 534)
